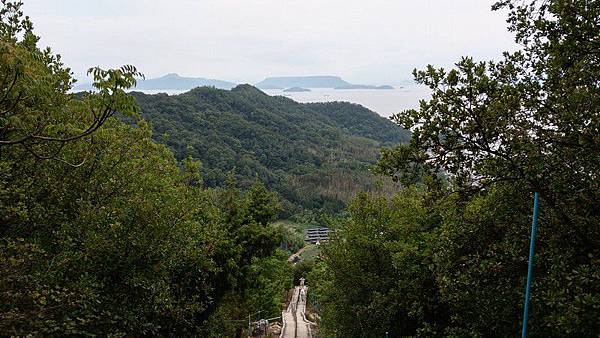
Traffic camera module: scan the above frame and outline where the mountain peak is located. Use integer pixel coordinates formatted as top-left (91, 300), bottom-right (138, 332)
top-left (161, 73), bottom-right (181, 79)
top-left (231, 84), bottom-right (267, 95)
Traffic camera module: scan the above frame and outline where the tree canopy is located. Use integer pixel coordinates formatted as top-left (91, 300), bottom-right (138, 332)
top-left (131, 87), bottom-right (409, 215)
top-left (0, 2), bottom-right (292, 335)
top-left (314, 0), bottom-right (599, 336)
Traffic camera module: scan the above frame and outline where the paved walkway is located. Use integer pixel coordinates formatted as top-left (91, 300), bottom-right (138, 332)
top-left (281, 286), bottom-right (314, 338)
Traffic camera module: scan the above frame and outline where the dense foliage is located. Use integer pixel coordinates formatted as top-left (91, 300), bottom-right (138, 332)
top-left (3, 0), bottom-right (598, 336)
top-left (131, 89), bottom-right (409, 215)
top-left (313, 0), bottom-right (599, 336)
top-left (0, 2), bottom-right (291, 336)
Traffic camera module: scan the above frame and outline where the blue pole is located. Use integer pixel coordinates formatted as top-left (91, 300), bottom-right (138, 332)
top-left (521, 192), bottom-right (539, 338)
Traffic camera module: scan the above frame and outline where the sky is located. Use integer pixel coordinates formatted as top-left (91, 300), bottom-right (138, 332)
top-left (22, 0), bottom-right (518, 85)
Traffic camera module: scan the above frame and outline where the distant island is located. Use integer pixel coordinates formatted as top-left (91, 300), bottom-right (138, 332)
top-left (256, 76), bottom-right (350, 89)
top-left (75, 73), bottom-right (237, 91)
top-left (335, 84), bottom-right (394, 90)
top-left (283, 87), bottom-right (311, 92)
top-left (256, 75), bottom-right (393, 90)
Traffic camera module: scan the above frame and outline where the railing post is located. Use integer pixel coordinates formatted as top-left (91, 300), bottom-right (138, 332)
top-left (521, 192), bottom-right (539, 338)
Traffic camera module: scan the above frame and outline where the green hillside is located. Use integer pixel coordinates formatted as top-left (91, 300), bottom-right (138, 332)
top-left (131, 85), bottom-right (409, 214)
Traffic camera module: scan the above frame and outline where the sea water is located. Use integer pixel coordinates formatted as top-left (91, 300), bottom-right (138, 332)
top-left (132, 85), bottom-right (431, 118)
top-left (262, 85), bottom-right (430, 118)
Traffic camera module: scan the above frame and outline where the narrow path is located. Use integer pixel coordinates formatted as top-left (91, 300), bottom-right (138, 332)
top-left (287, 247), bottom-right (306, 263)
top-left (281, 286), bottom-right (314, 338)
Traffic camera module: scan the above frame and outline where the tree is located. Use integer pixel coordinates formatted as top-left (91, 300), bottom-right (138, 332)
top-left (377, 1), bottom-right (598, 212)
top-left (371, 0), bottom-right (600, 336)
top-left (247, 180), bottom-right (282, 225)
top-left (0, 2), bottom-right (291, 335)
top-left (309, 0), bottom-right (600, 336)
top-left (316, 189), bottom-right (447, 337)
top-left (0, 1), bottom-right (142, 166)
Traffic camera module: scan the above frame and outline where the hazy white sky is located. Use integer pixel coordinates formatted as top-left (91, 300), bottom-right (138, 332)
top-left (22, 0), bottom-right (518, 84)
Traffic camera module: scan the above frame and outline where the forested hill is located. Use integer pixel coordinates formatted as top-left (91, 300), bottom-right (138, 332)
top-left (131, 84), bottom-right (409, 213)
